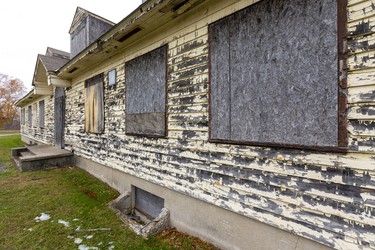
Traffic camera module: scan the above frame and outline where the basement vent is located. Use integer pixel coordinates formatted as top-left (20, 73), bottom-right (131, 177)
top-left (68, 67), bottom-right (78, 73)
top-left (133, 186), bottom-right (164, 219)
top-left (118, 27), bottom-right (142, 43)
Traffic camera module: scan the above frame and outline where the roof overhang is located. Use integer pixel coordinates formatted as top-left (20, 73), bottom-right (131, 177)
top-left (14, 89), bottom-right (43, 107)
top-left (32, 54), bottom-right (72, 94)
top-left (32, 56), bottom-right (53, 95)
top-left (58, 0), bottom-right (205, 80)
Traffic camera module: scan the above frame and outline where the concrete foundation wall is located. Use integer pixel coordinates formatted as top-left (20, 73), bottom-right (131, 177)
top-left (75, 155), bottom-right (332, 250)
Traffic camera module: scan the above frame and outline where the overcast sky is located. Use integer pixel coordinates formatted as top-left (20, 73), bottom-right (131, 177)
top-left (0, 0), bottom-right (142, 90)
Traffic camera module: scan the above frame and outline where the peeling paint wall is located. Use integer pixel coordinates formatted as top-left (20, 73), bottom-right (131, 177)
top-left (32, 0), bottom-right (375, 249)
top-left (20, 94), bottom-right (55, 145)
top-left (347, 0), bottom-right (375, 156)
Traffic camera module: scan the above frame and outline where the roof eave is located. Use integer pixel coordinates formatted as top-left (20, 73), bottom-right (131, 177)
top-left (15, 89), bottom-right (36, 107)
top-left (57, 0), bottom-right (170, 79)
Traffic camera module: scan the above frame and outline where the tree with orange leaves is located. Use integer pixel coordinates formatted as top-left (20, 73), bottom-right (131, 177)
top-left (0, 73), bottom-right (27, 129)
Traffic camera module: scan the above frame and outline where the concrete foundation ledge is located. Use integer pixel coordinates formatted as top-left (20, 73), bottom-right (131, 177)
top-left (75, 155), bottom-right (333, 250)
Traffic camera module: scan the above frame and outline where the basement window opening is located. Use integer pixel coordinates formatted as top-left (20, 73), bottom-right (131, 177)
top-left (133, 186), bottom-right (164, 220)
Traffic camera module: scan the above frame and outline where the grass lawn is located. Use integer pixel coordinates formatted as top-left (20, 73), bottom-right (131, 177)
top-left (0, 134), bottom-right (217, 250)
top-left (0, 130), bottom-right (19, 135)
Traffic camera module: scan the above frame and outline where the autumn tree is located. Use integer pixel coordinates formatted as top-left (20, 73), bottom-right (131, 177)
top-left (0, 73), bottom-right (27, 129)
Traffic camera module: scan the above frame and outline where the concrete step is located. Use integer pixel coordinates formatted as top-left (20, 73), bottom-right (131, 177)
top-left (11, 145), bottom-right (74, 172)
top-left (20, 151), bottom-right (34, 157)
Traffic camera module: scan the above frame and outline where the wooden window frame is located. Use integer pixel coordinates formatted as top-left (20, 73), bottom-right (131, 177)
top-left (84, 73), bottom-right (105, 134)
top-left (125, 45), bottom-right (168, 138)
top-left (208, 0), bottom-right (348, 153)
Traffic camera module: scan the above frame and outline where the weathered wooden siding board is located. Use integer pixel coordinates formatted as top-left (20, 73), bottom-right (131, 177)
top-left (348, 0), bottom-right (375, 22)
top-left (348, 68), bottom-right (375, 87)
top-left (60, 0), bottom-right (375, 249)
top-left (348, 84), bottom-right (375, 104)
top-left (348, 15), bottom-right (375, 37)
top-left (348, 33), bottom-right (375, 56)
top-left (348, 50), bottom-right (375, 71)
top-left (348, 106), bottom-right (375, 119)
top-left (349, 119), bottom-right (375, 136)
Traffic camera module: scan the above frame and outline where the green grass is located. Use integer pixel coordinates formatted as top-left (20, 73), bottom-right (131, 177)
top-left (0, 130), bottom-right (19, 135)
top-left (0, 135), bottom-right (217, 250)
top-left (0, 133), bottom-right (23, 163)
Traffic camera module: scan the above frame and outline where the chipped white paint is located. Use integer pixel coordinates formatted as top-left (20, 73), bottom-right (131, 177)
top-left (17, 0), bottom-right (375, 249)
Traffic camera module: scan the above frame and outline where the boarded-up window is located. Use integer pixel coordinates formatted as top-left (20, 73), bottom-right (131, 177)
top-left (39, 100), bottom-right (45, 128)
top-left (32, 103), bottom-right (37, 126)
top-left (21, 108), bottom-right (25, 125)
top-left (125, 45), bottom-right (167, 137)
top-left (85, 74), bottom-right (104, 133)
top-left (28, 106), bottom-right (32, 126)
top-left (209, 0), bottom-right (340, 148)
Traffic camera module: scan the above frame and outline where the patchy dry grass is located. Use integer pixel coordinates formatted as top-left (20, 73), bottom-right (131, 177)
top-left (0, 134), bottom-right (218, 249)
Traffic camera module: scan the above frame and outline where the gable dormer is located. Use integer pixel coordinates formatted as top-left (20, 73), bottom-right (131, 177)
top-left (69, 7), bottom-right (115, 59)
top-left (45, 47), bottom-right (70, 60)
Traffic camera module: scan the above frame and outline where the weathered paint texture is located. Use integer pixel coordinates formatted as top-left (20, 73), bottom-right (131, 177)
top-left (21, 94), bottom-right (55, 145)
top-left (20, 0), bottom-right (375, 249)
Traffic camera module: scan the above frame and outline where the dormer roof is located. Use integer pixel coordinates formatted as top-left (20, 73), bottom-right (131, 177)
top-left (32, 48), bottom-right (69, 86)
top-left (69, 7), bottom-right (115, 34)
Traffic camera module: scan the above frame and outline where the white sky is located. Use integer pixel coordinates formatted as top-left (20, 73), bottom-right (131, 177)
top-left (0, 0), bottom-right (142, 90)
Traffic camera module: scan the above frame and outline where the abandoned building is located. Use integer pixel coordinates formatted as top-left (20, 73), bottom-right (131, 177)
top-left (15, 0), bottom-right (375, 249)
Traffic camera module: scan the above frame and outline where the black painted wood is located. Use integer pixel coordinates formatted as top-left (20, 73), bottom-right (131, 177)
top-left (209, 0), bottom-right (338, 147)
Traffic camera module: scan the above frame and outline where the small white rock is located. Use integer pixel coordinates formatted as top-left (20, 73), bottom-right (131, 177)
top-left (74, 238), bottom-right (83, 244)
top-left (34, 212), bottom-right (51, 222)
top-left (58, 219), bottom-right (70, 228)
